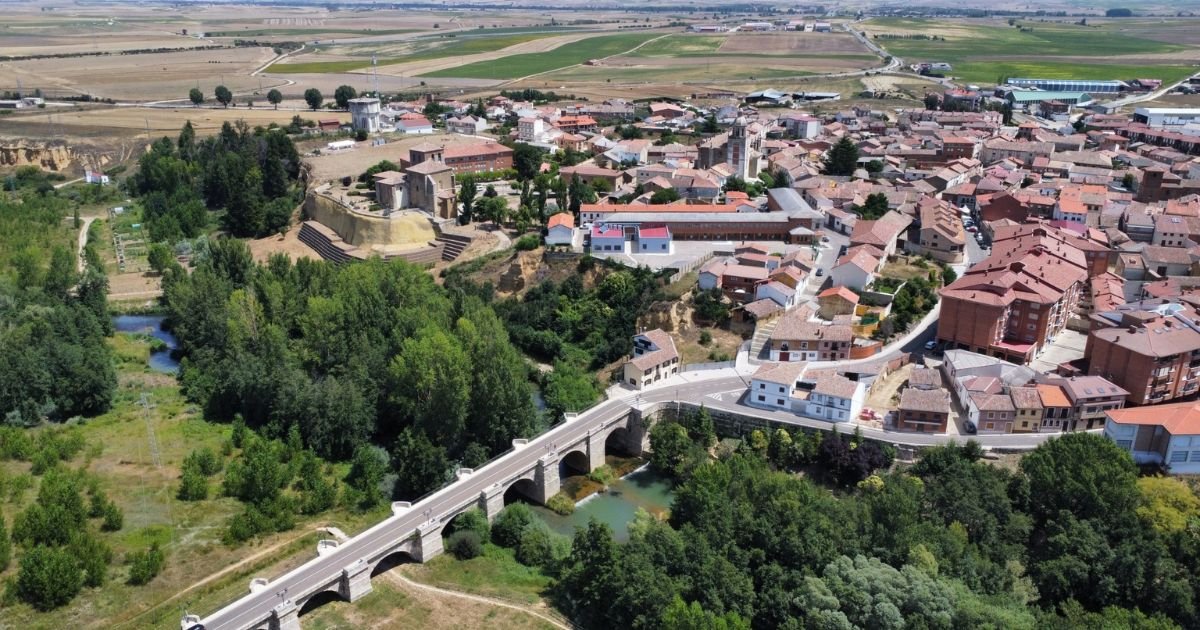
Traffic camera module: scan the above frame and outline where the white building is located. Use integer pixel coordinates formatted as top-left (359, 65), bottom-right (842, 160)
top-left (546, 212), bottom-right (579, 248)
top-left (636, 225), bottom-right (673, 254)
top-left (623, 329), bottom-right (680, 390)
top-left (748, 363), bottom-right (864, 422)
top-left (749, 362), bottom-right (808, 411)
top-left (1133, 107), bottom-right (1200, 129)
top-left (754, 280), bottom-right (798, 310)
top-left (1105, 401), bottom-right (1200, 474)
top-left (348, 97), bottom-right (382, 133)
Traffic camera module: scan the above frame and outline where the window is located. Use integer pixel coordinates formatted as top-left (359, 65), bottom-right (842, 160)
top-left (1192, 451), bottom-right (1200, 462)
top-left (985, 422), bottom-right (995, 430)
top-left (988, 412), bottom-right (995, 419)
top-left (777, 399), bottom-right (785, 405)
top-left (1116, 439), bottom-right (1132, 449)
top-left (1170, 450), bottom-right (1188, 463)
top-left (757, 394), bottom-right (765, 402)
top-left (759, 383), bottom-right (765, 390)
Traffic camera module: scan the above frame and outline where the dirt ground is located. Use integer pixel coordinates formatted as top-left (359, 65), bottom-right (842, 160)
top-left (302, 132), bottom-right (488, 183)
top-left (865, 363), bottom-right (915, 412)
top-left (719, 31), bottom-right (871, 55)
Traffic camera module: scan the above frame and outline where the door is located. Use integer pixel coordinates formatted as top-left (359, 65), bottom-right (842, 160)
top-left (779, 351), bottom-right (790, 362)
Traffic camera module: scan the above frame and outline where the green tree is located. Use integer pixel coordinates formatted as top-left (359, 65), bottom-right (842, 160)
top-left (72, 533), bottom-right (112, 587)
top-left (16, 545), bottom-right (83, 611)
top-left (389, 328), bottom-right (470, 447)
top-left (649, 421), bottom-right (695, 480)
top-left (0, 510), bottom-right (9, 571)
top-left (458, 175), bottom-right (478, 225)
top-left (345, 445), bottom-right (387, 510)
top-left (267, 88), bottom-right (282, 110)
top-left (390, 427), bottom-right (450, 500)
top-left (824, 136), bottom-right (860, 176)
top-left (447, 530), bottom-right (482, 559)
top-left (512, 143), bottom-right (544, 180)
top-left (1020, 433), bottom-right (1139, 524)
top-left (662, 596), bottom-right (751, 630)
top-left (854, 192), bottom-right (890, 220)
top-left (304, 88), bottom-right (323, 111)
top-left (100, 500), bottom-right (123, 532)
top-left (557, 519), bottom-right (620, 627)
top-left (177, 466), bottom-right (208, 501)
top-left (147, 242), bottom-right (175, 275)
top-left (650, 188), bottom-right (681, 205)
top-left (214, 85), bottom-right (233, 108)
top-left (334, 84), bottom-right (357, 109)
top-left (189, 87), bottom-right (203, 107)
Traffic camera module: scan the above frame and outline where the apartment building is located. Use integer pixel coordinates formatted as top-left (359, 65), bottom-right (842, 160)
top-left (1105, 401), bottom-right (1200, 474)
top-left (1054, 375), bottom-right (1129, 431)
top-left (908, 198), bottom-right (966, 263)
top-left (769, 307), bottom-right (853, 362)
top-left (1087, 300), bottom-right (1200, 405)
top-left (938, 238), bottom-right (1088, 364)
top-left (623, 329), bottom-right (679, 389)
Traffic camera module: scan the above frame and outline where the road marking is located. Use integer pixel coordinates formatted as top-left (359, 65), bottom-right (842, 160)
top-left (706, 392), bottom-right (724, 402)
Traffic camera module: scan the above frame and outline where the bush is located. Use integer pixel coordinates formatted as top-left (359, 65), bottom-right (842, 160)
top-left (698, 330), bottom-right (712, 346)
top-left (16, 545), bottom-right (82, 611)
top-left (100, 501), bottom-right (124, 532)
top-left (492, 503), bottom-right (535, 548)
top-left (354, 129), bottom-right (368, 142)
top-left (546, 492), bottom-right (575, 516)
top-left (447, 530), bottom-right (482, 560)
top-left (448, 508), bottom-right (490, 542)
top-left (127, 543), bottom-right (166, 585)
top-left (515, 234), bottom-right (541, 251)
top-left (516, 523), bottom-right (555, 568)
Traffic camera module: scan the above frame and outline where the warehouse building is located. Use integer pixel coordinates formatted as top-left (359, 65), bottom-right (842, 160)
top-left (1007, 78), bottom-right (1125, 93)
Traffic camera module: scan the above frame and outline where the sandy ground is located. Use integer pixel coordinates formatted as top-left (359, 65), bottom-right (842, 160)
top-left (0, 47), bottom-right (275, 100)
top-left (302, 131), bottom-right (490, 183)
top-left (247, 225), bottom-right (321, 264)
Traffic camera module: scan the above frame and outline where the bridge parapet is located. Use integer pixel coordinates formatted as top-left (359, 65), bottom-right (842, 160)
top-left (455, 467), bottom-right (474, 480)
top-left (390, 501), bottom-right (411, 516)
top-left (249, 577), bottom-right (269, 594)
top-left (316, 540), bottom-right (339, 556)
top-left (340, 559), bottom-right (372, 602)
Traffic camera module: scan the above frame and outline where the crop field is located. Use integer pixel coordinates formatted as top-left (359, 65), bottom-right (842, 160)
top-left (266, 31), bottom-right (567, 74)
top-left (420, 32), bottom-right (664, 79)
top-left (864, 17), bottom-right (1200, 85)
top-left (630, 34), bottom-right (726, 57)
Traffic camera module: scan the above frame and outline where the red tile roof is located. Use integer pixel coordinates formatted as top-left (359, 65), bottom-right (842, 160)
top-left (1106, 401), bottom-right (1200, 434)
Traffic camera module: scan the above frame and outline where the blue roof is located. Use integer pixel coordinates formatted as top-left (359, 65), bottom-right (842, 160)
top-left (1007, 91), bottom-right (1093, 103)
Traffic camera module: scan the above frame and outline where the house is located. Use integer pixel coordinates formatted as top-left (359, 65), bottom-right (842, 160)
top-left (1055, 375), bottom-right (1129, 431)
top-left (636, 225), bottom-right (673, 254)
top-left (698, 259), bottom-right (726, 291)
top-left (397, 116), bottom-right (435, 134)
top-left (908, 199), bottom-right (965, 263)
top-left (755, 281), bottom-right (799, 310)
top-left (817, 287), bottom-right (859, 319)
top-left (830, 245), bottom-right (882, 291)
top-left (1010, 386), bottom-right (1044, 433)
top-left (623, 329), bottom-right (679, 389)
top-left (1105, 401), bottom-right (1200, 473)
top-left (1037, 383), bottom-right (1073, 432)
top-left (590, 226), bottom-right (625, 253)
top-left (794, 369), bottom-right (865, 423)
top-left (749, 362), bottom-right (809, 411)
top-left (969, 391), bottom-right (1016, 433)
top-left (769, 307), bottom-right (854, 362)
top-left (546, 212), bottom-right (579, 248)
top-left (719, 264), bottom-right (770, 303)
top-left (896, 387), bottom-right (952, 433)
top-left (849, 210), bottom-right (912, 258)
top-left (649, 102), bottom-right (687, 119)
top-left (447, 115), bottom-right (489, 135)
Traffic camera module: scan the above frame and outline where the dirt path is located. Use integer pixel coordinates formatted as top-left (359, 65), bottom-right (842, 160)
top-left (384, 570), bottom-right (572, 630)
top-left (370, 33), bottom-right (604, 79)
top-left (117, 526), bottom-right (337, 629)
top-left (76, 216), bottom-right (95, 273)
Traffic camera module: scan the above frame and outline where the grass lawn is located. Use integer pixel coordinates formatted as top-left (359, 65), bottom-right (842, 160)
top-left (267, 32), bottom-right (564, 74)
top-left (630, 34), bottom-right (727, 57)
top-left (421, 32), bottom-right (663, 79)
top-left (401, 543), bottom-right (552, 605)
top-left (543, 63), bottom-right (812, 84)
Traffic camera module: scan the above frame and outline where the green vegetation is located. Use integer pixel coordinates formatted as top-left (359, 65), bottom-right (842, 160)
top-left (550, 433), bottom-right (1197, 629)
top-left (630, 34), bottom-right (726, 57)
top-left (130, 121), bottom-right (302, 241)
top-left (869, 18), bottom-right (1194, 85)
top-left (207, 28), bottom-right (417, 38)
top-left (161, 241), bottom-right (538, 500)
top-left (421, 32), bottom-right (662, 79)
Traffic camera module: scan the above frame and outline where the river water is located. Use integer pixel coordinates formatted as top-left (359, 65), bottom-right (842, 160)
top-left (529, 464), bottom-right (675, 543)
top-left (112, 314), bottom-right (180, 374)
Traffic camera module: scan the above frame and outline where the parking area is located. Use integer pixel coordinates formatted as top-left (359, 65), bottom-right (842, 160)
top-left (1030, 329), bottom-right (1088, 373)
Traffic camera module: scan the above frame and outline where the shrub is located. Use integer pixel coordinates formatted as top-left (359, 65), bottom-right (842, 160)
top-left (100, 501), bottom-right (124, 532)
top-left (354, 129), bottom-right (368, 142)
top-left (447, 530), bottom-right (482, 560)
top-left (127, 543), bottom-right (166, 585)
top-left (587, 466), bottom-right (614, 487)
top-left (515, 234), bottom-right (541, 251)
top-left (546, 492), bottom-right (575, 516)
top-left (448, 508), bottom-right (490, 542)
top-left (492, 503), bottom-right (535, 548)
top-left (516, 523), bottom-right (554, 568)
top-left (698, 330), bottom-right (712, 346)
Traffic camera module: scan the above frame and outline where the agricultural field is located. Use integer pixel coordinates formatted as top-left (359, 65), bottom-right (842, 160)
top-left (420, 32), bottom-right (666, 80)
top-left (863, 17), bottom-right (1200, 86)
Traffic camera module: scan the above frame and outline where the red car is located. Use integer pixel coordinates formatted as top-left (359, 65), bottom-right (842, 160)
top-left (966, 225), bottom-right (979, 233)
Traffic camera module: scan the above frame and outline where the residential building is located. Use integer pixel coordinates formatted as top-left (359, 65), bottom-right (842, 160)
top-left (546, 212), bottom-right (579, 248)
top-left (896, 387), bottom-right (952, 433)
top-left (749, 362), bottom-right (809, 411)
top-left (849, 210), bottom-right (912, 258)
top-left (1055, 375), bottom-right (1128, 431)
top-left (830, 245), bottom-right (882, 291)
top-left (794, 369), bottom-right (865, 423)
top-left (442, 143), bottom-right (513, 174)
top-left (769, 307), bottom-right (853, 361)
top-left (623, 329), bottom-right (679, 389)
top-left (817, 287), bottom-right (859, 319)
top-left (590, 226), bottom-right (625, 253)
top-left (1105, 401), bottom-right (1200, 473)
top-left (446, 115), bottom-right (490, 135)
top-left (1037, 384), bottom-right (1073, 432)
top-left (908, 198), bottom-right (965, 263)
top-left (1086, 300), bottom-right (1200, 405)
top-left (971, 392), bottom-right (1016, 433)
top-left (636, 225), bottom-right (673, 254)
top-left (1010, 386), bottom-right (1044, 432)
top-left (938, 236), bottom-right (1088, 364)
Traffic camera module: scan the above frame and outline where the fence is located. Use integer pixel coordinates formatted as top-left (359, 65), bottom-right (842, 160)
top-left (663, 251), bottom-right (715, 285)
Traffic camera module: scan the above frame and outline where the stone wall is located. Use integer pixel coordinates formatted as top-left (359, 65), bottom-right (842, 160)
top-left (304, 190), bottom-right (435, 248)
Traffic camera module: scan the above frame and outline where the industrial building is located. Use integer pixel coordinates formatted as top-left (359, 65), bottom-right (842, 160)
top-left (1007, 78), bottom-right (1125, 93)
top-left (1133, 107), bottom-right (1200, 128)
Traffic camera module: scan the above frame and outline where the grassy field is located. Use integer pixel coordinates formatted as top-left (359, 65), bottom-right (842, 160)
top-left (541, 63), bottom-right (813, 84)
top-left (402, 543), bottom-right (553, 605)
top-left (630, 34), bottom-right (726, 57)
top-left (421, 32), bottom-right (663, 79)
top-left (206, 28), bottom-right (417, 38)
top-left (267, 32), bottom-right (565, 74)
top-left (866, 18), bottom-right (1196, 84)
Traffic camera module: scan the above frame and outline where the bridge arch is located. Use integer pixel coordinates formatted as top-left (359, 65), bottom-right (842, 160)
top-left (298, 590), bottom-right (347, 617)
top-left (504, 477), bottom-right (540, 504)
top-left (604, 426), bottom-right (635, 457)
top-left (560, 449), bottom-right (591, 477)
top-left (370, 549), bottom-right (416, 579)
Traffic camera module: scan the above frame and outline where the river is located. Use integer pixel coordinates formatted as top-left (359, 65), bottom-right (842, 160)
top-left (112, 314), bottom-right (180, 374)
top-left (529, 463), bottom-right (675, 543)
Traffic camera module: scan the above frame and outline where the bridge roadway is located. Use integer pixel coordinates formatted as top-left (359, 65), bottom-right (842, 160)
top-left (197, 345), bottom-right (1059, 629)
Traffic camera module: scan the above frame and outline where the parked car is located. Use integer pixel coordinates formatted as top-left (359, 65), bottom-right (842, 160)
top-left (963, 420), bottom-right (978, 435)
top-left (966, 225), bottom-right (979, 233)
top-left (816, 267), bottom-right (825, 276)
top-left (923, 339), bottom-right (938, 351)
